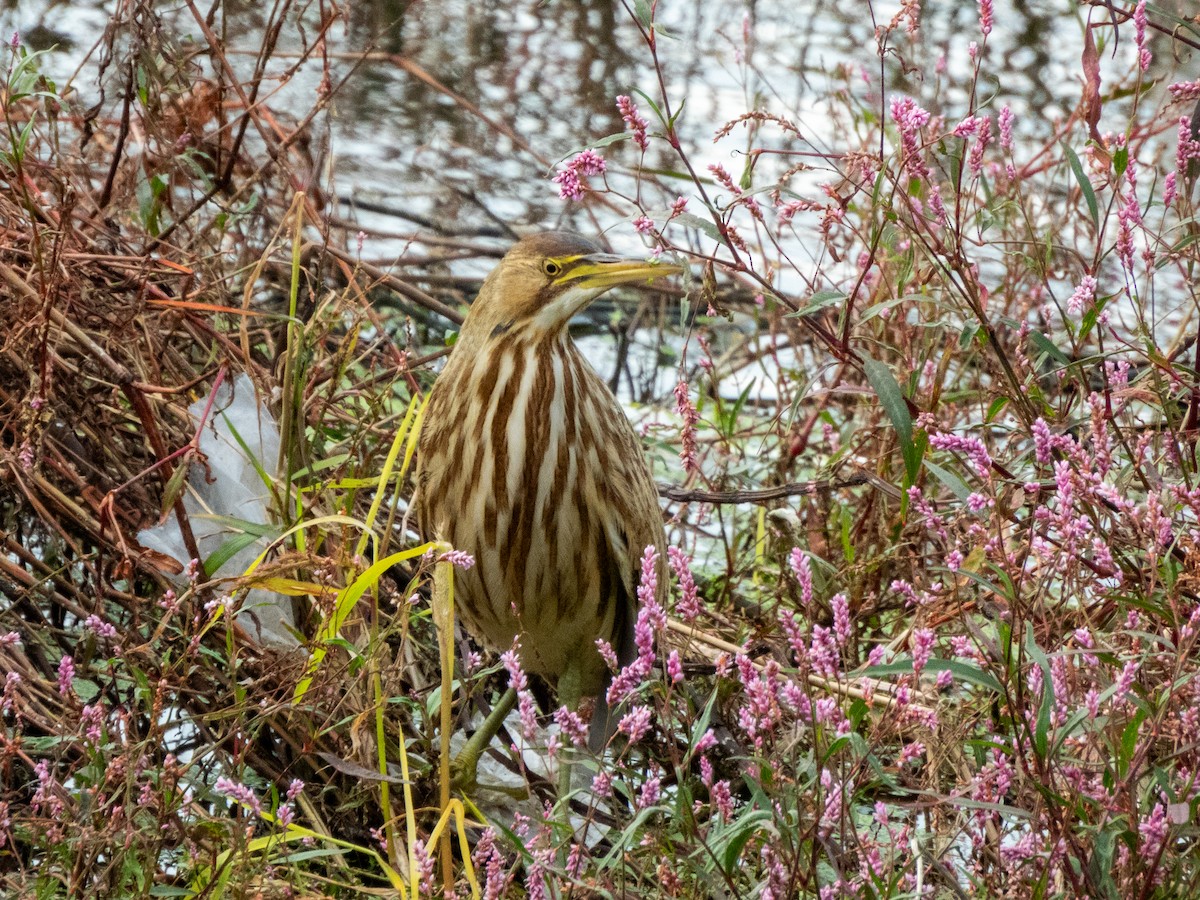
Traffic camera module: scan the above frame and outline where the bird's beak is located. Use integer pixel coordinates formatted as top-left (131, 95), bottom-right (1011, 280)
top-left (555, 253), bottom-right (684, 290)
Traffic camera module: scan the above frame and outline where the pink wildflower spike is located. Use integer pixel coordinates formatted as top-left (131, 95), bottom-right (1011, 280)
top-left (56, 656), bottom-right (75, 696)
top-left (436, 549), bottom-right (475, 570)
top-left (830, 593), bottom-right (850, 646)
top-left (668, 547), bottom-right (700, 621)
top-left (215, 776), bottom-right (263, 815)
top-left (788, 547), bottom-right (814, 607)
top-left (501, 640), bottom-right (539, 741)
top-left (674, 380), bottom-right (700, 475)
top-left (666, 649), bottom-right (683, 683)
top-left (617, 704), bottom-right (653, 742)
top-left (551, 149), bottom-right (607, 201)
top-left (928, 431), bottom-right (992, 479)
top-left (1170, 80), bottom-right (1200, 103)
top-left (910, 628), bottom-right (935, 674)
top-left (999, 106), bottom-right (1014, 152)
top-left (978, 0), bottom-right (993, 35)
top-left (1134, 0), bottom-right (1150, 71)
top-left (616, 95), bottom-right (650, 151)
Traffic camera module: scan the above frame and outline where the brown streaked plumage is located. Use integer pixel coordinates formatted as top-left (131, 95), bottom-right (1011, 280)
top-left (413, 231), bottom-right (678, 748)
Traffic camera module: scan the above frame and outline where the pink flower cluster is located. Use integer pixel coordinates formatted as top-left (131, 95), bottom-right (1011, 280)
top-left (500, 640), bottom-right (539, 741)
top-left (552, 149), bottom-right (606, 201)
top-left (603, 546), bottom-right (665, 709)
top-left (616, 94), bottom-right (649, 151)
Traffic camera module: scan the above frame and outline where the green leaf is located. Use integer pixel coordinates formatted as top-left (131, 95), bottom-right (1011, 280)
top-left (789, 289), bottom-right (846, 316)
top-left (1028, 331), bottom-right (1072, 368)
top-left (863, 658), bottom-right (1003, 694)
top-left (631, 87), bottom-right (666, 128)
top-left (859, 294), bottom-right (914, 322)
top-left (1063, 143), bottom-right (1099, 229)
top-left (587, 132), bottom-right (632, 150)
top-left (923, 459), bottom-right (972, 502)
top-left (718, 809), bottom-right (772, 874)
top-left (667, 97), bottom-right (687, 129)
top-left (672, 211), bottom-right (722, 243)
top-left (862, 356), bottom-right (920, 484)
top-left (1113, 145), bottom-right (1128, 179)
top-left (985, 396), bottom-right (1010, 423)
top-left (1023, 630), bottom-right (1054, 760)
top-left (202, 518), bottom-right (275, 576)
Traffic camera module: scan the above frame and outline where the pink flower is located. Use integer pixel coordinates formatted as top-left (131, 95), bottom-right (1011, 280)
top-left (788, 548), bottom-right (813, 608)
top-left (1134, 1), bottom-right (1150, 71)
top-left (978, 0), bottom-right (993, 35)
top-left (710, 779), bottom-right (734, 818)
top-left (437, 549), bottom-right (475, 570)
top-left (551, 150), bottom-right (607, 201)
top-left (1067, 274), bottom-right (1097, 316)
top-left (1177, 116), bottom-right (1200, 179)
top-left (215, 776), bottom-right (263, 815)
top-left (831, 593), bottom-right (851, 646)
top-left (84, 614), bottom-right (118, 639)
top-left (928, 431), bottom-right (992, 479)
top-left (56, 656), bottom-right (75, 696)
top-left (591, 771), bottom-right (612, 797)
top-left (668, 547), bottom-right (700, 621)
top-left (910, 628), bottom-right (935, 674)
top-left (616, 95), bottom-right (650, 151)
top-left (674, 379), bottom-right (700, 475)
top-left (572, 149), bottom-right (606, 176)
top-left (999, 106), bottom-right (1014, 152)
top-left (553, 167), bottom-right (584, 201)
top-left (633, 215), bottom-right (654, 234)
top-left (618, 704), bottom-right (653, 742)
top-left (637, 772), bottom-right (661, 808)
top-left (605, 547), bottom-right (664, 704)
top-left (1140, 801), bottom-right (1169, 859)
top-left (553, 706), bottom-right (588, 746)
top-left (708, 163), bottom-right (737, 192)
top-left (666, 649), bottom-right (683, 683)
top-left (501, 640), bottom-right (539, 740)
top-left (1168, 80), bottom-right (1200, 103)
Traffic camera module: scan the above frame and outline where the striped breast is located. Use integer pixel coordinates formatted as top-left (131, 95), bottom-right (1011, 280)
top-left (414, 332), bottom-right (664, 694)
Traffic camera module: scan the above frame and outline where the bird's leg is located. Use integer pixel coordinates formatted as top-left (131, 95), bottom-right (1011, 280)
top-left (555, 655), bottom-right (585, 803)
top-left (451, 687), bottom-right (518, 791)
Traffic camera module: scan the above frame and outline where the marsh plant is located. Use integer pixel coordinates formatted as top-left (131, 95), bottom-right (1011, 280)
top-left (3, 0), bottom-right (1200, 897)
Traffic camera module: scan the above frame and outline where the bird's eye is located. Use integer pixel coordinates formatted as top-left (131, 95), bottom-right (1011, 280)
top-left (543, 260), bottom-right (562, 277)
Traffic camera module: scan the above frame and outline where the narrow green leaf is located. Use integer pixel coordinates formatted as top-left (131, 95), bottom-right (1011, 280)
top-left (1028, 331), bottom-right (1072, 368)
top-left (1063, 143), bottom-right (1099, 228)
top-left (202, 518), bottom-right (275, 576)
top-left (632, 0), bottom-right (652, 27)
top-left (718, 810), bottom-right (772, 874)
top-left (788, 289), bottom-right (846, 317)
top-left (863, 658), bottom-right (1003, 694)
top-left (985, 396), bottom-right (1010, 423)
top-left (588, 132), bottom-right (632, 150)
top-left (923, 459), bottom-right (972, 502)
top-left (1022, 630), bottom-right (1054, 760)
top-left (863, 356), bottom-right (920, 483)
top-left (672, 211), bottom-right (722, 242)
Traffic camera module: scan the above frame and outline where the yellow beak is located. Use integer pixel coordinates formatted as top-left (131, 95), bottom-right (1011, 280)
top-left (554, 253), bottom-right (684, 290)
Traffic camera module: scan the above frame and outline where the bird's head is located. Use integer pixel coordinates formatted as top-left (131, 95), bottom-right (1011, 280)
top-left (463, 231), bottom-right (682, 341)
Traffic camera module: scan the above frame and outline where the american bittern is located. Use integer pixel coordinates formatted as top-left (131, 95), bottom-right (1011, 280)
top-left (413, 231), bottom-right (679, 785)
